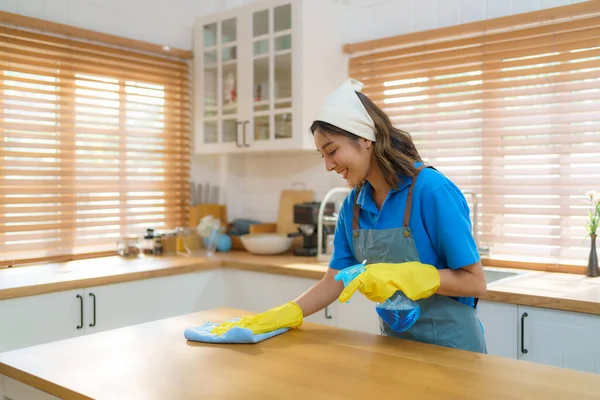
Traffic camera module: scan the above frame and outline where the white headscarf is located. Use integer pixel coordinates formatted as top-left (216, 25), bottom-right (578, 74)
top-left (313, 78), bottom-right (376, 142)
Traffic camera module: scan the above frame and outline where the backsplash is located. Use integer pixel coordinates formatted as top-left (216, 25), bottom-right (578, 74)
top-left (191, 151), bottom-right (347, 223)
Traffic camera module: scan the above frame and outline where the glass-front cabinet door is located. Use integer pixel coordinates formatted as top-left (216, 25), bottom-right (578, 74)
top-left (194, 0), bottom-right (296, 153)
top-left (250, 2), bottom-right (293, 148)
top-left (199, 15), bottom-right (241, 148)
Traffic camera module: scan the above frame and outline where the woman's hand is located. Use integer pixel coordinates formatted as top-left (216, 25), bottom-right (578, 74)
top-left (338, 261), bottom-right (441, 303)
top-left (211, 302), bottom-right (303, 336)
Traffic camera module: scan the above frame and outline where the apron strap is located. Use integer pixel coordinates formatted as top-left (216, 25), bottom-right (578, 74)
top-left (352, 183), bottom-right (363, 231)
top-left (352, 164), bottom-right (429, 230)
top-left (403, 165), bottom-right (428, 227)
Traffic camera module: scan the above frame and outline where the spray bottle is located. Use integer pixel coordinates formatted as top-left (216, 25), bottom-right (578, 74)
top-left (335, 261), bottom-right (420, 332)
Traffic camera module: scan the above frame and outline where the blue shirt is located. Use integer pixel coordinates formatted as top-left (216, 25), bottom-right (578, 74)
top-left (329, 166), bottom-right (480, 307)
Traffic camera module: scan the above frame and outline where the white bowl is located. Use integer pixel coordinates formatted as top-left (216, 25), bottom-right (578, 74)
top-left (240, 233), bottom-right (293, 255)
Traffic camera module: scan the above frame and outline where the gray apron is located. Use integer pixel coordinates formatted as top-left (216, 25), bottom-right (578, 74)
top-left (351, 165), bottom-right (487, 353)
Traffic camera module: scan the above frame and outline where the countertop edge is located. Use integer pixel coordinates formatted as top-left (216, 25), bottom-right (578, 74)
top-left (481, 290), bottom-right (600, 315)
top-left (1, 254), bottom-right (600, 316)
top-left (0, 259), bottom-right (224, 301)
top-left (0, 256), bottom-right (327, 301)
top-left (0, 364), bottom-right (91, 400)
top-left (225, 260), bottom-right (327, 280)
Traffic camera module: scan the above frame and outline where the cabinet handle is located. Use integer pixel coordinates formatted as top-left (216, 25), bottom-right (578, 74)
top-left (89, 293), bottom-right (96, 327)
top-left (521, 312), bottom-right (528, 354)
top-left (242, 120), bottom-right (250, 147)
top-left (76, 294), bottom-right (83, 329)
top-left (324, 306), bottom-right (332, 319)
top-left (235, 121), bottom-right (242, 147)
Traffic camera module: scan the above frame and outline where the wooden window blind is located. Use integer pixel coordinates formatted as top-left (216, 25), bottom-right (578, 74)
top-left (0, 26), bottom-right (190, 267)
top-left (347, 2), bottom-right (600, 267)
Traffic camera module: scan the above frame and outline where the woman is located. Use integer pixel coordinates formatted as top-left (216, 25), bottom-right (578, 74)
top-left (212, 78), bottom-right (487, 353)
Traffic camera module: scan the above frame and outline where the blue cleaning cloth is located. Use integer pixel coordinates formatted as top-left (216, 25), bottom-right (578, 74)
top-left (184, 318), bottom-right (288, 344)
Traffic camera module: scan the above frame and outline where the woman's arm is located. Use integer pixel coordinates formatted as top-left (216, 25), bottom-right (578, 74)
top-left (293, 191), bottom-right (355, 317)
top-left (293, 268), bottom-right (345, 317)
top-left (437, 261), bottom-right (486, 298)
top-left (420, 179), bottom-right (488, 299)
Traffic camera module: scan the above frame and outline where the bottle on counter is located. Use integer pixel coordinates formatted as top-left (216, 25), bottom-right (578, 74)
top-left (143, 228), bottom-right (155, 255)
top-left (154, 235), bottom-right (163, 256)
top-left (161, 232), bottom-right (177, 254)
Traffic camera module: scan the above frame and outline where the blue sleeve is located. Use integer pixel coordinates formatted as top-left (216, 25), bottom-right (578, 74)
top-left (422, 183), bottom-right (480, 269)
top-left (328, 194), bottom-right (358, 270)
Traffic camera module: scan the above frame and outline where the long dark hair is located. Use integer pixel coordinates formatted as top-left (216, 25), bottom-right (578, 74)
top-left (310, 91), bottom-right (422, 189)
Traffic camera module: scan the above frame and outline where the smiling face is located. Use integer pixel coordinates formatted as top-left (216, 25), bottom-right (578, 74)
top-left (313, 127), bottom-right (373, 187)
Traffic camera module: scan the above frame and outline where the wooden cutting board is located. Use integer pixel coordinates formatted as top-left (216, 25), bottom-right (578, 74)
top-left (276, 190), bottom-right (314, 246)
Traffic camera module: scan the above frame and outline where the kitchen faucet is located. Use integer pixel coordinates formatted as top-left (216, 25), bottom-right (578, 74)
top-left (462, 190), bottom-right (490, 257)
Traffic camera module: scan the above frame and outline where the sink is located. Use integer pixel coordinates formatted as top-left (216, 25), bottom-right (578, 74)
top-left (483, 267), bottom-right (528, 284)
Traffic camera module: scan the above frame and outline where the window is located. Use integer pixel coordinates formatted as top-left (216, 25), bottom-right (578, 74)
top-left (346, 2), bottom-right (600, 267)
top-left (0, 27), bottom-right (190, 266)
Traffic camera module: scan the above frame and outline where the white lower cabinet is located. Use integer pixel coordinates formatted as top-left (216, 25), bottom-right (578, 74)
top-left (0, 270), bottom-right (223, 353)
top-left (518, 305), bottom-right (600, 374)
top-left (0, 289), bottom-right (84, 353)
top-left (336, 293), bottom-right (381, 335)
top-left (477, 300), bottom-right (518, 359)
top-left (223, 269), bottom-right (337, 327)
top-left (478, 300), bottom-right (600, 373)
top-left (83, 270), bottom-right (224, 335)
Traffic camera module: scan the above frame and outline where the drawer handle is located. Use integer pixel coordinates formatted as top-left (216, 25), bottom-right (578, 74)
top-left (325, 306), bottom-right (332, 319)
top-left (76, 294), bottom-right (83, 329)
top-left (242, 120), bottom-right (250, 147)
top-left (89, 293), bottom-right (96, 327)
top-left (521, 312), bottom-right (528, 354)
top-left (235, 121), bottom-right (242, 147)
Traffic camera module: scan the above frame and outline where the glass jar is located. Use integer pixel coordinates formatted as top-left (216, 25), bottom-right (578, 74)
top-left (142, 235), bottom-right (154, 255)
top-left (116, 236), bottom-right (141, 258)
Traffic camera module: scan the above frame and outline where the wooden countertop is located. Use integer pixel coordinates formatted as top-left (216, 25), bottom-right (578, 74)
top-left (0, 252), bottom-right (327, 301)
top-left (1, 251), bottom-right (600, 315)
top-left (1, 308), bottom-right (599, 400)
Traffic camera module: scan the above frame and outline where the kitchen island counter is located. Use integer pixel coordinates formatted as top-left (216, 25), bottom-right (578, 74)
top-left (1, 308), bottom-right (599, 400)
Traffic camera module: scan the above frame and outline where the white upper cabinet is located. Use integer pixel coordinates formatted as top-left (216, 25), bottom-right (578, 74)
top-left (193, 0), bottom-right (346, 154)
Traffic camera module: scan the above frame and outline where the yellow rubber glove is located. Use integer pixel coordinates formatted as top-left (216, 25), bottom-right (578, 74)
top-left (211, 301), bottom-right (303, 336)
top-left (338, 261), bottom-right (441, 303)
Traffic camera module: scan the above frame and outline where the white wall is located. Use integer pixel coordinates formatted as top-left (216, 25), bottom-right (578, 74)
top-left (2, 0), bottom-right (587, 51)
top-left (344, 0), bottom-right (588, 43)
top-left (0, 0), bottom-right (589, 224)
top-left (0, 0), bottom-right (219, 49)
